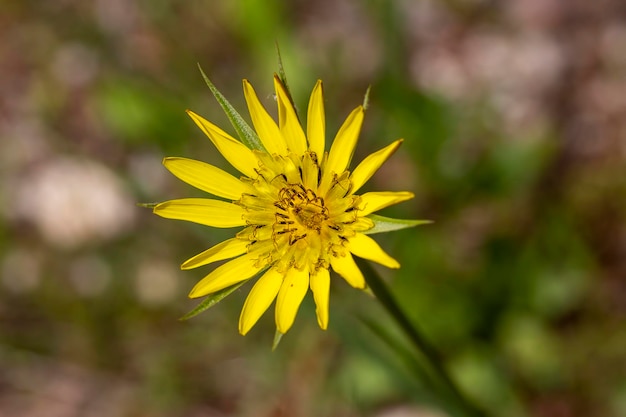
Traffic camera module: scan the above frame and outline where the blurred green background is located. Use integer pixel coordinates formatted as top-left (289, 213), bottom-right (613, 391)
top-left (2, 0), bottom-right (626, 416)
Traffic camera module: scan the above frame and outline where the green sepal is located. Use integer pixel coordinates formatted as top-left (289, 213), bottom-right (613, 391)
top-left (274, 42), bottom-right (299, 121)
top-left (363, 214), bottom-right (433, 235)
top-left (272, 329), bottom-right (284, 351)
top-left (179, 280), bottom-right (247, 321)
top-left (137, 202), bottom-right (159, 209)
top-left (362, 85), bottom-right (372, 110)
top-left (197, 64), bottom-right (265, 152)
top-left (362, 285), bottom-right (375, 298)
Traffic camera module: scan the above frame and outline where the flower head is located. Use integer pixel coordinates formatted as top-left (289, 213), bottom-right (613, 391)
top-left (155, 74), bottom-right (423, 337)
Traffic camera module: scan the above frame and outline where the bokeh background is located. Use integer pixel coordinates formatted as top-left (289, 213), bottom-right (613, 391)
top-left (2, 0), bottom-right (626, 416)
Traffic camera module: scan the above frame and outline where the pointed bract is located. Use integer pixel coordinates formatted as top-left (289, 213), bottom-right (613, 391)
top-left (363, 215), bottom-right (433, 235)
top-left (197, 64), bottom-right (264, 151)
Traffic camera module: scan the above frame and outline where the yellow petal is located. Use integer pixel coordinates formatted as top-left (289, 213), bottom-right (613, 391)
top-left (181, 238), bottom-right (249, 270)
top-left (163, 157), bottom-right (253, 200)
top-left (301, 151), bottom-right (320, 191)
top-left (307, 80), bottom-right (325, 157)
top-left (242, 80), bottom-right (288, 155)
top-left (348, 233), bottom-right (400, 269)
top-left (238, 268), bottom-right (283, 335)
top-left (352, 216), bottom-right (375, 232)
top-left (350, 139), bottom-right (403, 194)
top-left (275, 267), bottom-right (309, 334)
top-left (153, 198), bottom-right (246, 227)
top-left (188, 253), bottom-right (262, 298)
top-left (309, 268), bottom-right (330, 330)
top-left (273, 75), bottom-right (307, 155)
top-left (330, 252), bottom-right (366, 289)
top-left (358, 191), bottom-right (415, 216)
top-left (321, 106), bottom-right (364, 191)
top-left (186, 110), bottom-right (259, 178)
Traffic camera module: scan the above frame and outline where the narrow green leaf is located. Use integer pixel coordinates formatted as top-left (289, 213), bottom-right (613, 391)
top-left (363, 214), bottom-right (433, 235)
top-left (359, 315), bottom-right (436, 391)
top-left (272, 329), bottom-right (283, 351)
top-left (357, 258), bottom-right (441, 372)
top-left (356, 258), bottom-right (487, 417)
top-left (196, 64), bottom-right (265, 151)
top-left (179, 280), bottom-right (247, 321)
top-left (137, 202), bottom-right (159, 209)
top-left (362, 315), bottom-right (473, 417)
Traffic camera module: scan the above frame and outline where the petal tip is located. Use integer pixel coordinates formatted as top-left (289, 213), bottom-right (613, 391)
top-left (238, 320), bottom-right (250, 336)
top-left (188, 286), bottom-right (207, 299)
top-left (152, 201), bottom-right (166, 213)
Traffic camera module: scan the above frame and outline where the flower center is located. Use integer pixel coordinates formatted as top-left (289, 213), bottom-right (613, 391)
top-left (274, 184), bottom-right (329, 244)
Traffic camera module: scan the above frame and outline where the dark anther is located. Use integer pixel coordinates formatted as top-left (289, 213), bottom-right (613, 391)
top-left (289, 233), bottom-right (307, 245)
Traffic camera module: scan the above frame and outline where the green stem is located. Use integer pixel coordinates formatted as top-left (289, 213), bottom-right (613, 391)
top-left (357, 258), bottom-right (487, 417)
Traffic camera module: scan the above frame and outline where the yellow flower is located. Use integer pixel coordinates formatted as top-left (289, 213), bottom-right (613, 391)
top-left (155, 75), bottom-right (421, 336)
